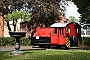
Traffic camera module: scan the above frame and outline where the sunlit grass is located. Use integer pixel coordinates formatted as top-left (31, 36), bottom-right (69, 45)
top-left (0, 49), bottom-right (90, 60)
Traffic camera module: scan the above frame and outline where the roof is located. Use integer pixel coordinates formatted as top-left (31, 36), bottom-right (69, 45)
top-left (50, 23), bottom-right (68, 27)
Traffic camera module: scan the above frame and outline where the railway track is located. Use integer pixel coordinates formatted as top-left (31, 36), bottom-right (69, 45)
top-left (32, 46), bottom-right (90, 50)
top-left (69, 47), bottom-right (83, 50)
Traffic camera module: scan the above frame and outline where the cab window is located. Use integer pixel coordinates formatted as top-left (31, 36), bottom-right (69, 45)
top-left (60, 28), bottom-right (64, 35)
top-left (67, 26), bottom-right (70, 33)
top-left (53, 28), bottom-right (57, 34)
top-left (77, 28), bottom-right (81, 33)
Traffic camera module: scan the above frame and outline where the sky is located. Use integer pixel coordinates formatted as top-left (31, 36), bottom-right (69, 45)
top-left (65, 2), bottom-right (81, 20)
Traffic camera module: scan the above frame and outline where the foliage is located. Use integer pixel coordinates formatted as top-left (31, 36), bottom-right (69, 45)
top-left (4, 10), bottom-right (32, 22)
top-left (0, 49), bottom-right (90, 60)
top-left (4, 10), bottom-right (32, 31)
top-left (3, 14), bottom-right (12, 21)
top-left (29, 0), bottom-right (70, 27)
top-left (72, 0), bottom-right (90, 23)
top-left (83, 37), bottom-right (90, 46)
top-left (0, 37), bottom-right (15, 46)
top-left (1, 0), bottom-right (70, 32)
top-left (20, 37), bottom-right (31, 46)
top-left (68, 16), bottom-right (79, 23)
top-left (1, 0), bottom-right (70, 25)
top-left (0, 37), bottom-right (30, 46)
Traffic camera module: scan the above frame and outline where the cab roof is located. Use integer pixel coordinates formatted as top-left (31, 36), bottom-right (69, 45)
top-left (50, 23), bottom-right (68, 27)
top-left (50, 22), bottom-right (81, 28)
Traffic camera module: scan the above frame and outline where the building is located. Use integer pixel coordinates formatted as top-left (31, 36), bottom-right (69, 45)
top-left (0, 12), bottom-right (4, 37)
top-left (4, 19), bottom-right (22, 37)
top-left (20, 21), bottom-right (29, 36)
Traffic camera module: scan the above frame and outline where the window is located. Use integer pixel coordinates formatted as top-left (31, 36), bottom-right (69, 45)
top-left (53, 28), bottom-right (57, 34)
top-left (77, 28), bottom-right (81, 33)
top-left (67, 26), bottom-right (70, 33)
top-left (61, 28), bottom-right (64, 35)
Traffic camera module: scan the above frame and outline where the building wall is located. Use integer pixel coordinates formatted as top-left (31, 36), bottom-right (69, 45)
top-left (0, 12), bottom-right (4, 37)
top-left (4, 20), bottom-right (21, 37)
top-left (4, 21), bottom-right (10, 37)
top-left (55, 15), bottom-right (67, 23)
top-left (59, 15), bottom-right (67, 23)
top-left (4, 21), bottom-right (15, 37)
top-left (20, 22), bottom-right (30, 36)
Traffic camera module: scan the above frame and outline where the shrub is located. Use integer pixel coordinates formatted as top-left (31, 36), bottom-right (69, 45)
top-left (0, 37), bottom-right (31, 46)
top-left (82, 37), bottom-right (90, 46)
top-left (0, 37), bottom-right (15, 46)
top-left (20, 37), bottom-right (31, 46)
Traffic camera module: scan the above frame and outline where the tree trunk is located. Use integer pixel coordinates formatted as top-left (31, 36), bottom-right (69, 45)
top-left (14, 25), bottom-right (16, 31)
top-left (7, 21), bottom-right (11, 31)
top-left (13, 20), bottom-right (17, 31)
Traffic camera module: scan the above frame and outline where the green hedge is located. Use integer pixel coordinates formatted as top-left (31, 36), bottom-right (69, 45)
top-left (82, 37), bottom-right (90, 46)
top-left (20, 37), bottom-right (31, 46)
top-left (0, 37), bottom-right (31, 46)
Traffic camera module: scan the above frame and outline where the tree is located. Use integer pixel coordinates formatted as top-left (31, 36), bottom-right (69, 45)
top-left (0, 0), bottom-right (70, 32)
top-left (27, 0), bottom-right (70, 29)
top-left (68, 16), bottom-right (78, 23)
top-left (0, 0), bottom-right (32, 32)
top-left (72, 0), bottom-right (90, 24)
top-left (4, 10), bottom-right (32, 31)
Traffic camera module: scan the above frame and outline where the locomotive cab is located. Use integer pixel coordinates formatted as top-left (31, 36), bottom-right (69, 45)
top-left (50, 23), bottom-right (67, 46)
top-left (50, 22), bottom-right (82, 48)
top-left (66, 22), bottom-right (82, 47)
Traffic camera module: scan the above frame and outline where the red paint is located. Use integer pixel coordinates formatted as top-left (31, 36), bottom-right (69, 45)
top-left (51, 34), bottom-right (59, 44)
top-left (58, 28), bottom-right (66, 45)
top-left (66, 23), bottom-right (81, 37)
top-left (36, 27), bottom-right (54, 37)
top-left (51, 28), bottom-right (66, 45)
top-left (69, 24), bottom-right (77, 36)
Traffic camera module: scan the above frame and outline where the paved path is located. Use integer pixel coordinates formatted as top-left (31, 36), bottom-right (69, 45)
top-left (0, 46), bottom-right (90, 52)
top-left (69, 46), bottom-right (90, 50)
top-left (0, 46), bottom-right (46, 52)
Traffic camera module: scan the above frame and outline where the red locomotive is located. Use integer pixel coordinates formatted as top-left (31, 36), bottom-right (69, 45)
top-left (31, 22), bottom-right (83, 49)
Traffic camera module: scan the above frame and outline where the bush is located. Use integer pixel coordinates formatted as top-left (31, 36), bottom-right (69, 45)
top-left (83, 37), bottom-right (90, 46)
top-left (0, 37), bottom-right (31, 46)
top-left (0, 37), bottom-right (15, 46)
top-left (20, 37), bottom-right (31, 46)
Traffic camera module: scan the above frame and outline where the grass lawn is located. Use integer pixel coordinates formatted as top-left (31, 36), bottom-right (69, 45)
top-left (0, 49), bottom-right (90, 60)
